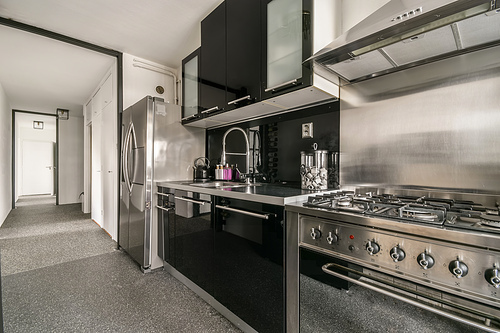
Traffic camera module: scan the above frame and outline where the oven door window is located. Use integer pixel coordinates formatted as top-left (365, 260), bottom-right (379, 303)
top-left (299, 248), bottom-right (497, 333)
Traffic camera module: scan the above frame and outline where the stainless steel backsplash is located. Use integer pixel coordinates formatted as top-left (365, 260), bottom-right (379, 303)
top-left (339, 47), bottom-right (500, 194)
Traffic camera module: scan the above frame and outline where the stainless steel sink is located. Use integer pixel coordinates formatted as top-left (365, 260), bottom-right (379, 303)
top-left (189, 181), bottom-right (261, 189)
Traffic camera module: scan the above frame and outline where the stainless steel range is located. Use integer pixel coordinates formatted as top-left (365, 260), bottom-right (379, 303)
top-left (285, 189), bottom-right (500, 333)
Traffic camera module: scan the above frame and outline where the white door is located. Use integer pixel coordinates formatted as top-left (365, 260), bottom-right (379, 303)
top-left (102, 103), bottom-right (116, 239)
top-left (22, 140), bottom-right (54, 195)
top-left (91, 113), bottom-right (103, 226)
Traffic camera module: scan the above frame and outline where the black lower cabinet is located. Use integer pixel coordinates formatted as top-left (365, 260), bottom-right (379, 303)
top-left (173, 190), bottom-right (214, 294)
top-left (213, 197), bottom-right (284, 333)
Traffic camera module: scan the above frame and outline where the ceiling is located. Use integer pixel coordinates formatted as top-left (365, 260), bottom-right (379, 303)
top-left (0, 0), bottom-right (223, 115)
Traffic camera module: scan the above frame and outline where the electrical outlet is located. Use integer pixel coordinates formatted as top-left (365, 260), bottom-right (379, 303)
top-left (302, 122), bottom-right (313, 139)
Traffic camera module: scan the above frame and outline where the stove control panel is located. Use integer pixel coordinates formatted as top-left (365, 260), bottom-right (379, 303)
top-left (300, 216), bottom-right (500, 302)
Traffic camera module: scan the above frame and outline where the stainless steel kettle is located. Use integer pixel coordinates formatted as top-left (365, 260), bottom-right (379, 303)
top-left (193, 157), bottom-right (210, 181)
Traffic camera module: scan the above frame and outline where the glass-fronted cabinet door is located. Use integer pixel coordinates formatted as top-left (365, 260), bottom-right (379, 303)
top-left (261, 0), bottom-right (312, 100)
top-left (182, 48), bottom-right (201, 123)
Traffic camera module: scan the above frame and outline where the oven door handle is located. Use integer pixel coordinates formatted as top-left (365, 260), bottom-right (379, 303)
top-left (321, 263), bottom-right (499, 333)
top-left (176, 196), bottom-right (211, 205)
top-left (216, 205), bottom-right (276, 220)
top-left (155, 205), bottom-right (173, 212)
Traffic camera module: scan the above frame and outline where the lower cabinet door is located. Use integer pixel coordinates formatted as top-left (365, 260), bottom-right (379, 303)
top-left (214, 197), bottom-right (284, 333)
top-left (173, 190), bottom-right (214, 294)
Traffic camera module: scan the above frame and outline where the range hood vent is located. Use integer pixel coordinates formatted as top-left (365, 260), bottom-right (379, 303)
top-left (308, 0), bottom-right (500, 83)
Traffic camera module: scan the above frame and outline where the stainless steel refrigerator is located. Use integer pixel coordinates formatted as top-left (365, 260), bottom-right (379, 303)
top-left (120, 96), bottom-right (205, 271)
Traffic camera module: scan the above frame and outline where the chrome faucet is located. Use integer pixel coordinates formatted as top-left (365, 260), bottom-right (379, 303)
top-left (221, 127), bottom-right (251, 183)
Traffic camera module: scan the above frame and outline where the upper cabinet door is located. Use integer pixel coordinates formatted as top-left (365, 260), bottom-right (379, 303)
top-left (225, 0), bottom-right (261, 111)
top-left (182, 48), bottom-right (201, 122)
top-left (200, 2), bottom-right (226, 117)
top-left (261, 0), bottom-right (312, 100)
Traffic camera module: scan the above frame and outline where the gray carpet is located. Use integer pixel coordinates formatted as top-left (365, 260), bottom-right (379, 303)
top-left (15, 194), bottom-right (56, 207)
top-left (0, 201), bottom-right (242, 333)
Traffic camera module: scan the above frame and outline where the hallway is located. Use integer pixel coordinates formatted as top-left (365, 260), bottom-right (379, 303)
top-left (0, 198), bottom-right (241, 332)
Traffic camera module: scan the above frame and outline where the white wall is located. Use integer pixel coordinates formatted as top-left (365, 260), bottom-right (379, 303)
top-left (59, 113), bottom-right (84, 204)
top-left (123, 54), bottom-right (178, 109)
top-left (0, 82), bottom-right (12, 226)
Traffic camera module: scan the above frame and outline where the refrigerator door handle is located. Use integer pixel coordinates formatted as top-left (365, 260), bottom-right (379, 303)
top-left (123, 122), bottom-right (133, 192)
top-left (129, 123), bottom-right (138, 191)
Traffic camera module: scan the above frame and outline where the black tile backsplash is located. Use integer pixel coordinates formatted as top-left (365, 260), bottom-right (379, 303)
top-left (207, 101), bottom-right (340, 185)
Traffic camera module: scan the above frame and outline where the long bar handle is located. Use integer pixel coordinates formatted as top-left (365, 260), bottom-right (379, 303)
top-left (321, 263), bottom-right (499, 333)
top-left (181, 114), bottom-right (198, 121)
top-left (175, 196), bottom-right (210, 205)
top-left (227, 95), bottom-right (251, 105)
top-left (265, 79), bottom-right (298, 92)
top-left (122, 123), bottom-right (133, 192)
top-left (225, 152), bottom-right (247, 156)
top-left (216, 205), bottom-right (276, 220)
top-left (201, 106), bottom-right (220, 114)
top-left (155, 205), bottom-right (173, 212)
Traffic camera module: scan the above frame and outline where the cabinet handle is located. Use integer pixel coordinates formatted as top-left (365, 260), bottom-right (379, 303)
top-left (265, 79), bottom-right (298, 92)
top-left (176, 196), bottom-right (211, 205)
top-left (216, 205), bottom-right (276, 220)
top-left (227, 95), bottom-right (251, 105)
top-left (155, 205), bottom-right (173, 212)
top-left (201, 106), bottom-right (220, 114)
top-left (181, 114), bottom-right (198, 121)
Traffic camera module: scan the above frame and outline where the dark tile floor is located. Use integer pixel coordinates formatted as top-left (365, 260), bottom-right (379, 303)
top-left (0, 196), bottom-right (242, 333)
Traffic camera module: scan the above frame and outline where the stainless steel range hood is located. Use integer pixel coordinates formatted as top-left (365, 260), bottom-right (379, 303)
top-left (308, 0), bottom-right (500, 83)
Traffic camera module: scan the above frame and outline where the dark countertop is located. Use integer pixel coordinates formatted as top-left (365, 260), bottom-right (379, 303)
top-left (156, 180), bottom-right (331, 206)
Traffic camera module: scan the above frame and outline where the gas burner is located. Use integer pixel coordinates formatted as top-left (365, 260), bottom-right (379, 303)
top-left (366, 203), bottom-right (446, 225)
top-left (302, 192), bottom-right (499, 230)
top-left (479, 214), bottom-right (500, 229)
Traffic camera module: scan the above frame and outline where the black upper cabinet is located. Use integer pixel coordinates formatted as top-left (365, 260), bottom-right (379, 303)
top-left (225, 0), bottom-right (262, 111)
top-left (182, 48), bottom-right (201, 122)
top-left (261, 0), bottom-right (313, 100)
top-left (200, 2), bottom-right (226, 116)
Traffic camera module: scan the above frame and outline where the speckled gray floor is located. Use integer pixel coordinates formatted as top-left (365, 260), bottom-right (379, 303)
top-left (15, 194), bottom-right (56, 207)
top-left (0, 199), bottom-right (242, 333)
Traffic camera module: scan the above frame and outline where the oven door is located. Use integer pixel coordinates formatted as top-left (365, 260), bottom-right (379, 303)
top-left (299, 247), bottom-right (500, 333)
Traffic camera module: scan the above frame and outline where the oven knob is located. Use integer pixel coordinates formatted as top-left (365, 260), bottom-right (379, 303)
top-left (326, 232), bottom-right (338, 244)
top-left (449, 260), bottom-right (468, 278)
top-left (390, 246), bottom-right (406, 262)
top-left (310, 228), bottom-right (322, 240)
top-left (485, 267), bottom-right (500, 288)
top-left (417, 252), bottom-right (435, 270)
top-left (366, 241), bottom-right (380, 255)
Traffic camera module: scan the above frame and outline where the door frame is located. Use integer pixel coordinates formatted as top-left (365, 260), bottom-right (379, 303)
top-left (2, 17), bottom-right (123, 224)
top-left (12, 110), bottom-right (59, 207)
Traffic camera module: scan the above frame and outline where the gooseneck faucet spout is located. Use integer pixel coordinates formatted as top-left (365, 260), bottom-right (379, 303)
top-left (221, 127), bottom-right (251, 182)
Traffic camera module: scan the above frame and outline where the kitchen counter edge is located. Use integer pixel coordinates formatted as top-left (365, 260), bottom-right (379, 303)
top-left (156, 180), bottom-right (331, 206)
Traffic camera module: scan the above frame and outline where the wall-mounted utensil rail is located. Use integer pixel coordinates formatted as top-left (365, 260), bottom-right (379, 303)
top-left (216, 204), bottom-right (276, 220)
